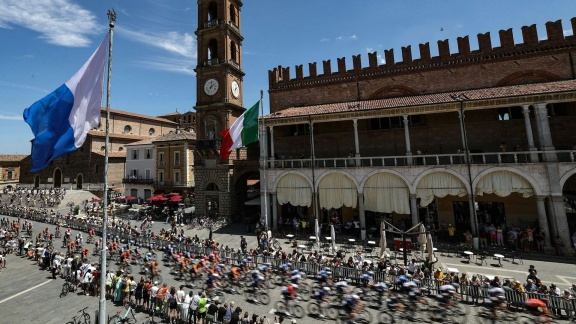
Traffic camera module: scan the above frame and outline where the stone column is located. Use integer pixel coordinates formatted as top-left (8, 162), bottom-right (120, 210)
top-left (521, 105), bottom-right (539, 162)
top-left (358, 192), bottom-right (366, 240)
top-left (403, 115), bottom-right (413, 165)
top-left (533, 103), bottom-right (556, 161)
top-left (269, 126), bottom-right (275, 162)
top-left (310, 121), bottom-right (316, 160)
top-left (259, 122), bottom-right (268, 169)
top-left (535, 196), bottom-right (552, 247)
top-left (353, 119), bottom-right (361, 166)
top-left (549, 194), bottom-right (572, 253)
top-left (271, 192), bottom-right (278, 231)
top-left (409, 194), bottom-right (418, 226)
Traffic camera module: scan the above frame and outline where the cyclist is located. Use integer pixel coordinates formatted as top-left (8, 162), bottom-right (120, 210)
top-left (342, 293), bottom-right (362, 321)
top-left (313, 286), bottom-right (331, 302)
top-left (360, 271), bottom-right (373, 289)
top-left (484, 287), bottom-right (507, 320)
top-left (437, 284), bottom-right (459, 309)
top-left (205, 272), bottom-right (220, 295)
top-left (373, 281), bottom-right (389, 305)
top-left (525, 298), bottom-right (553, 317)
top-left (281, 283), bottom-right (298, 316)
top-left (335, 279), bottom-right (350, 297)
top-left (317, 268), bottom-right (332, 286)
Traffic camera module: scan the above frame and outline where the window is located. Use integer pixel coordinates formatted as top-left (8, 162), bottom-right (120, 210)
top-left (206, 183), bottom-right (219, 191)
top-left (229, 4), bottom-right (237, 25)
top-left (158, 171), bottom-right (164, 183)
top-left (145, 169), bottom-right (151, 179)
top-left (118, 146), bottom-right (123, 151)
top-left (174, 151), bottom-right (181, 166)
top-left (7, 171), bottom-right (13, 180)
top-left (100, 146), bottom-right (105, 151)
top-left (132, 149), bottom-right (139, 160)
top-left (131, 170), bottom-right (138, 178)
top-left (290, 124), bottom-right (310, 136)
top-left (208, 39), bottom-right (218, 61)
top-left (369, 116), bottom-right (423, 130)
top-left (498, 107), bottom-right (524, 121)
top-left (146, 149), bottom-right (151, 159)
top-left (124, 125), bottom-right (132, 134)
top-left (149, 128), bottom-right (155, 136)
top-left (230, 41), bottom-right (238, 62)
top-left (159, 152), bottom-right (164, 165)
top-left (174, 171), bottom-right (181, 185)
top-left (95, 164), bottom-right (99, 173)
top-left (207, 1), bottom-right (218, 21)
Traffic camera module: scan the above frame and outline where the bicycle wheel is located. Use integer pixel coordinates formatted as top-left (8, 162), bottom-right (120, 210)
top-left (124, 264), bottom-right (132, 274)
top-left (359, 309), bottom-right (373, 323)
top-left (292, 305), bottom-right (304, 318)
top-left (258, 292), bottom-right (270, 305)
top-left (126, 309), bottom-right (137, 324)
top-left (273, 240), bottom-right (280, 249)
top-left (152, 274), bottom-right (162, 284)
top-left (108, 315), bottom-right (120, 324)
top-left (275, 301), bottom-right (287, 314)
top-left (82, 313), bottom-right (91, 324)
top-left (307, 302), bottom-right (320, 315)
top-left (325, 306), bottom-right (339, 320)
top-left (298, 287), bottom-right (310, 301)
top-left (379, 311), bottom-right (393, 324)
top-left (60, 284), bottom-right (69, 297)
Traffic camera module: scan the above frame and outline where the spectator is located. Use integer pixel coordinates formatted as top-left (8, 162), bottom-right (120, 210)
top-left (217, 302), bottom-right (227, 323)
top-left (556, 235), bottom-right (566, 256)
top-left (512, 280), bottom-right (525, 293)
top-left (207, 299), bottom-right (219, 323)
top-left (525, 279), bottom-right (537, 292)
top-left (197, 292), bottom-right (208, 324)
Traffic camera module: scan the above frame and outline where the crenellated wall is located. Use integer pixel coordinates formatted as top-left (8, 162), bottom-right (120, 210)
top-left (269, 18), bottom-right (576, 112)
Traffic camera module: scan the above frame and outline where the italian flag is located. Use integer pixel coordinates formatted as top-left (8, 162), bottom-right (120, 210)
top-left (220, 101), bottom-right (260, 160)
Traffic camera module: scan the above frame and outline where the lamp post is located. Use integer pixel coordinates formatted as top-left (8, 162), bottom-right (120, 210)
top-left (450, 94), bottom-right (479, 239)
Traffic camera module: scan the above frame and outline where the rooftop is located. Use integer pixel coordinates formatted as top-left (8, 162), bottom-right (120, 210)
top-left (0, 154), bottom-right (28, 162)
top-left (264, 79), bottom-right (576, 119)
top-left (152, 130), bottom-right (197, 143)
top-left (102, 108), bottom-right (178, 125)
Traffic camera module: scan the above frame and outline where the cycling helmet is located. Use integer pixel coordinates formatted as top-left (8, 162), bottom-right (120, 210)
top-left (292, 284), bottom-right (298, 289)
top-left (398, 275), bottom-right (408, 283)
top-left (323, 287), bottom-right (331, 291)
top-left (352, 294), bottom-right (360, 300)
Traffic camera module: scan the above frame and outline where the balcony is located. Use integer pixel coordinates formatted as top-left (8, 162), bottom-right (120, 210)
top-left (203, 58), bottom-right (221, 67)
top-left (154, 181), bottom-right (187, 187)
top-left (122, 178), bottom-right (154, 185)
top-left (203, 19), bottom-right (219, 29)
top-left (265, 150), bottom-right (576, 169)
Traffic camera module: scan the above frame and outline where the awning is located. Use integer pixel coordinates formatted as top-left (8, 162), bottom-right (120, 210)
top-left (244, 196), bottom-right (263, 206)
top-left (247, 180), bottom-right (260, 186)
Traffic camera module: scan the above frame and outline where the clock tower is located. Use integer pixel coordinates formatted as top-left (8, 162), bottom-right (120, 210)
top-left (194, 0), bottom-right (246, 220)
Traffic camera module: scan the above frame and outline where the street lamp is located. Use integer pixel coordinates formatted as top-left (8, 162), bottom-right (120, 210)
top-left (450, 94), bottom-right (479, 240)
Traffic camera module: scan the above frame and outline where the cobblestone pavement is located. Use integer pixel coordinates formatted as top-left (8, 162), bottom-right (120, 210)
top-left (1, 211), bottom-right (575, 323)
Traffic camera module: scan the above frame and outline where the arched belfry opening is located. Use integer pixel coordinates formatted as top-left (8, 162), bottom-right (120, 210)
top-left (229, 4), bottom-right (237, 25)
top-left (230, 41), bottom-right (237, 62)
top-left (208, 39), bottom-right (218, 60)
top-left (208, 2), bottom-right (218, 22)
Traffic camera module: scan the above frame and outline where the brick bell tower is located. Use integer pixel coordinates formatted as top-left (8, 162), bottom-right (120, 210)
top-left (193, 0), bottom-right (245, 220)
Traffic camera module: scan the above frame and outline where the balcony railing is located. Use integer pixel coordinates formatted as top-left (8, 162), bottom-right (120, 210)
top-left (122, 178), bottom-right (154, 185)
top-left (198, 139), bottom-right (222, 150)
top-left (154, 181), bottom-right (186, 187)
top-left (203, 58), bottom-right (221, 67)
top-left (203, 19), bottom-right (219, 29)
top-left (265, 150), bottom-right (576, 169)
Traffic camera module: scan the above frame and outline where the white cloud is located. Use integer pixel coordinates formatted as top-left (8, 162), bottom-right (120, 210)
top-left (0, 114), bottom-right (21, 120)
top-left (0, 0), bottom-right (100, 47)
top-left (136, 56), bottom-right (196, 75)
top-left (0, 80), bottom-right (48, 93)
top-left (117, 27), bottom-right (196, 59)
top-left (564, 29), bottom-right (573, 37)
top-left (349, 34), bottom-right (358, 40)
top-left (336, 36), bottom-right (343, 41)
top-left (320, 38), bottom-right (329, 42)
top-left (366, 48), bottom-right (374, 53)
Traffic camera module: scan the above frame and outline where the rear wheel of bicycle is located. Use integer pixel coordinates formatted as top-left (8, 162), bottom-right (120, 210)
top-left (307, 303), bottom-right (320, 315)
top-left (82, 313), bottom-right (91, 324)
top-left (325, 306), bottom-right (339, 320)
top-left (379, 311), bottom-right (393, 324)
top-left (108, 315), bottom-right (120, 324)
top-left (275, 301), bottom-right (287, 314)
top-left (151, 274), bottom-right (162, 284)
top-left (258, 292), bottom-right (270, 305)
top-left (60, 284), bottom-right (69, 297)
top-left (292, 305), bottom-right (304, 318)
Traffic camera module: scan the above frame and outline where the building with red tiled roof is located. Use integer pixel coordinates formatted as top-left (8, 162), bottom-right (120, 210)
top-left (261, 17), bottom-right (576, 252)
top-left (0, 155), bottom-right (27, 190)
top-left (19, 108), bottom-right (177, 195)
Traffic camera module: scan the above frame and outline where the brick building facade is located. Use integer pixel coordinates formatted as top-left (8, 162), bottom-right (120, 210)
top-left (19, 108), bottom-right (177, 194)
top-left (262, 18), bottom-right (576, 250)
top-left (0, 155), bottom-right (27, 190)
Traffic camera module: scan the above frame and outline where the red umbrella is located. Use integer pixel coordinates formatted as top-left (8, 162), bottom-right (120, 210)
top-left (125, 196), bottom-right (137, 201)
top-left (157, 196), bottom-right (168, 201)
top-left (146, 196), bottom-right (158, 201)
top-left (90, 198), bottom-right (101, 203)
top-left (169, 195), bottom-right (182, 202)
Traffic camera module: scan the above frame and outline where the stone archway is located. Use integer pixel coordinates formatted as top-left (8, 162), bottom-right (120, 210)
top-left (53, 169), bottom-right (62, 188)
top-left (234, 171), bottom-right (260, 224)
top-left (561, 171), bottom-right (576, 236)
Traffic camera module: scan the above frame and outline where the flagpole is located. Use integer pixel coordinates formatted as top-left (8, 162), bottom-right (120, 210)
top-left (260, 90), bottom-right (268, 230)
top-left (100, 9), bottom-right (116, 324)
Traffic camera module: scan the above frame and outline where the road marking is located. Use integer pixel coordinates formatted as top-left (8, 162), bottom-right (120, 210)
top-left (0, 279), bottom-right (52, 304)
top-left (556, 276), bottom-right (576, 285)
top-left (443, 263), bottom-right (529, 275)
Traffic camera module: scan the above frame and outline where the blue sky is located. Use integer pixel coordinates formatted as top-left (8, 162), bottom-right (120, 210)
top-left (1, 0), bottom-right (576, 154)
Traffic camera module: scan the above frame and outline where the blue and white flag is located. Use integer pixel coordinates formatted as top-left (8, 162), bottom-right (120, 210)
top-left (23, 35), bottom-right (108, 172)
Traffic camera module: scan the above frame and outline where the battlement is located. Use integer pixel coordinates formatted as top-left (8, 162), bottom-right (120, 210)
top-left (269, 18), bottom-right (576, 89)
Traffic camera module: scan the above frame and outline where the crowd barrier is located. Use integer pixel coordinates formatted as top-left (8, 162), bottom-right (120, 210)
top-left (2, 207), bottom-right (575, 317)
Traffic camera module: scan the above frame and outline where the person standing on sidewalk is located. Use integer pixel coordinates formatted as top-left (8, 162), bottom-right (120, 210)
top-left (189, 290), bottom-right (200, 324)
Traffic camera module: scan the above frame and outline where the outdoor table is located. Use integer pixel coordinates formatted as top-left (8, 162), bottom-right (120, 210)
top-left (297, 244), bottom-right (307, 254)
top-left (347, 238), bottom-right (356, 252)
top-left (464, 251), bottom-right (474, 263)
top-left (446, 267), bottom-right (459, 274)
top-left (494, 253), bottom-right (504, 267)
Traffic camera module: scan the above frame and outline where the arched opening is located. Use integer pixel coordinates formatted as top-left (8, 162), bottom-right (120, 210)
top-left (53, 168), bottom-right (62, 188)
top-left (203, 116), bottom-right (219, 139)
top-left (34, 175), bottom-right (40, 188)
top-left (318, 173), bottom-right (358, 233)
top-left (76, 174), bottom-right (83, 190)
top-left (230, 41), bottom-right (237, 62)
top-left (208, 39), bottom-right (218, 60)
top-left (562, 172), bottom-right (576, 238)
top-left (416, 172), bottom-right (468, 232)
top-left (235, 171), bottom-right (261, 224)
top-left (274, 173), bottom-right (312, 234)
top-left (205, 182), bottom-right (219, 218)
top-left (207, 1), bottom-right (218, 21)
top-left (363, 172), bottom-right (410, 231)
top-left (229, 4), bottom-right (237, 25)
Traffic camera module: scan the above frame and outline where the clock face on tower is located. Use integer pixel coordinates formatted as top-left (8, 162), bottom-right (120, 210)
top-left (204, 78), bottom-right (219, 96)
top-left (231, 80), bottom-right (240, 98)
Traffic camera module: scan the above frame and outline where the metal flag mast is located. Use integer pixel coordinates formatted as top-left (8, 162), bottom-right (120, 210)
top-left (99, 9), bottom-right (115, 324)
top-left (259, 90), bottom-right (268, 230)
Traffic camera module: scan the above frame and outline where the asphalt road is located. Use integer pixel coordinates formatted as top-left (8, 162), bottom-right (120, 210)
top-left (1, 211), bottom-right (574, 323)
